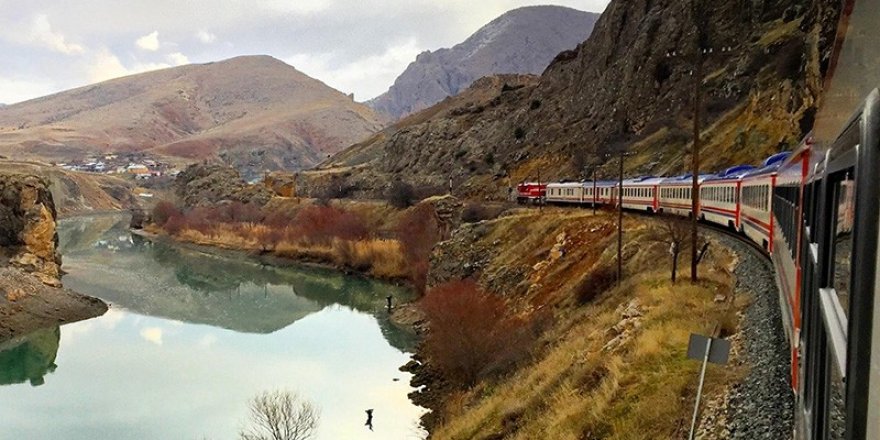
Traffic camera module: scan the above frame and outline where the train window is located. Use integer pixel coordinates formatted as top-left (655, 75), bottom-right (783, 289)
top-left (831, 175), bottom-right (855, 315)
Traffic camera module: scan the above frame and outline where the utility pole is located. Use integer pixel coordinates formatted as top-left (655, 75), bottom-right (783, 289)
top-left (592, 168), bottom-right (598, 216)
top-left (690, 0), bottom-right (704, 283)
top-left (618, 151), bottom-right (624, 286)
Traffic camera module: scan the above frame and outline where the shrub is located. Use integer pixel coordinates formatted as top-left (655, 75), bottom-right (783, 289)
top-left (152, 201), bottom-right (181, 226)
top-left (396, 204), bottom-right (441, 293)
top-left (292, 205), bottom-right (369, 244)
top-left (514, 127), bottom-right (526, 140)
top-left (387, 180), bottom-right (416, 209)
top-left (461, 203), bottom-right (504, 224)
top-left (163, 214), bottom-right (186, 235)
top-left (421, 279), bottom-right (534, 387)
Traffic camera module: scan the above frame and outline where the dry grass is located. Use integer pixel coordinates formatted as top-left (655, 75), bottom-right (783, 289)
top-left (427, 211), bottom-right (747, 440)
top-left (174, 224), bottom-right (410, 280)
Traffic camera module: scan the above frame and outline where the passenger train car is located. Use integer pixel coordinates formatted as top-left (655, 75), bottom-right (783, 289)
top-left (618, 176), bottom-right (664, 213)
top-left (699, 165), bottom-right (755, 230)
top-left (513, 93), bottom-right (879, 440)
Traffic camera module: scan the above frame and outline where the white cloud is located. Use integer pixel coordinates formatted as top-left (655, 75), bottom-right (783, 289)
top-left (286, 38), bottom-right (423, 100)
top-left (87, 48), bottom-right (131, 82)
top-left (140, 327), bottom-right (164, 345)
top-left (29, 14), bottom-right (84, 55)
top-left (196, 29), bottom-right (216, 44)
top-left (87, 48), bottom-right (172, 83)
top-left (0, 76), bottom-right (58, 104)
top-left (135, 31), bottom-right (160, 51)
top-left (167, 52), bottom-right (190, 66)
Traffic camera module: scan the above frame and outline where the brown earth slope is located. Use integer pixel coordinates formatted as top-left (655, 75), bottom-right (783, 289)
top-left (307, 0), bottom-right (843, 200)
top-left (0, 56), bottom-right (384, 177)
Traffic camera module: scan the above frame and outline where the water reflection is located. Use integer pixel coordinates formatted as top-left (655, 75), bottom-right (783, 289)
top-left (0, 327), bottom-right (60, 387)
top-left (57, 215), bottom-right (416, 349)
top-left (0, 214), bottom-right (425, 440)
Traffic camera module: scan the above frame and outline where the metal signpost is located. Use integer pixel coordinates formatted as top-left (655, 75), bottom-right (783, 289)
top-left (686, 333), bottom-right (731, 440)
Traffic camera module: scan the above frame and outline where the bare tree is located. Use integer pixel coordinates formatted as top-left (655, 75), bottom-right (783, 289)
top-left (240, 390), bottom-right (320, 440)
top-left (657, 215), bottom-right (710, 284)
top-left (662, 216), bottom-right (690, 284)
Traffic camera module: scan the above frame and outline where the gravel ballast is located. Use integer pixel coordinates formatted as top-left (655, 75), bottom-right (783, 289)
top-left (698, 231), bottom-right (795, 439)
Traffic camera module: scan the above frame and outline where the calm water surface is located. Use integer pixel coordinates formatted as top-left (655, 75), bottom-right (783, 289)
top-left (0, 215), bottom-right (425, 439)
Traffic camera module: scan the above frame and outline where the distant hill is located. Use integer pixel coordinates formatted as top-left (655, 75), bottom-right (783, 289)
top-left (367, 6), bottom-right (599, 120)
top-left (0, 56), bottom-right (384, 176)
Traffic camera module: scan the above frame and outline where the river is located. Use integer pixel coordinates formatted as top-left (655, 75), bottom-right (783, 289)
top-left (0, 214), bottom-right (425, 439)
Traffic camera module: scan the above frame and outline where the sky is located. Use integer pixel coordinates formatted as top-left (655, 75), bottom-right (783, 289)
top-left (0, 0), bottom-right (609, 105)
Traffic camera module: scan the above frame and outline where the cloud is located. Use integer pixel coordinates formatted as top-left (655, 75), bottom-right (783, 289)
top-left (167, 52), bottom-right (190, 66)
top-left (196, 30), bottom-right (217, 44)
top-left (140, 327), bottom-right (164, 345)
top-left (135, 31), bottom-right (160, 51)
top-left (28, 14), bottom-right (84, 55)
top-left (286, 38), bottom-right (423, 100)
top-left (87, 48), bottom-right (173, 83)
top-left (0, 76), bottom-right (58, 105)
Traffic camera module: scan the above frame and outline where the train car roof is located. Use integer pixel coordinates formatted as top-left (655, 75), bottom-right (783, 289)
top-left (621, 176), bottom-right (665, 185)
top-left (659, 173), bottom-right (716, 185)
top-left (742, 152), bottom-right (793, 177)
top-left (546, 181), bottom-right (588, 188)
top-left (703, 164), bottom-right (757, 182)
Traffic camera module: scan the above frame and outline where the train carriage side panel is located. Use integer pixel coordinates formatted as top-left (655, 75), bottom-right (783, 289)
top-left (621, 177), bottom-right (665, 213)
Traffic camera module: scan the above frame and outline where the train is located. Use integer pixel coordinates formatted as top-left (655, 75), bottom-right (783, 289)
top-left (515, 91), bottom-right (879, 439)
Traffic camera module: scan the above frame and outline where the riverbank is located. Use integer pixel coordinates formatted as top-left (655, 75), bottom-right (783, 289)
top-left (0, 267), bottom-right (107, 343)
top-left (130, 227), bottom-right (407, 284)
top-left (0, 172), bottom-right (108, 344)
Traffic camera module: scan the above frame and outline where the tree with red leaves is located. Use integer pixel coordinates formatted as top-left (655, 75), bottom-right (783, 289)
top-left (421, 279), bottom-right (533, 387)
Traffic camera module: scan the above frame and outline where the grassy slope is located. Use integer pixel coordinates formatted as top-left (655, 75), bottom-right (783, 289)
top-left (429, 208), bottom-right (748, 439)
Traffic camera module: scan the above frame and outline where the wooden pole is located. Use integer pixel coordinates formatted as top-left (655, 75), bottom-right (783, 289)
top-left (618, 151), bottom-right (624, 286)
top-left (593, 168), bottom-right (598, 215)
top-left (690, 5), bottom-right (703, 283)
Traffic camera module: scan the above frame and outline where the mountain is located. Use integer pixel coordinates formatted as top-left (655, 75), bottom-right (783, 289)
top-left (0, 56), bottom-right (384, 176)
top-left (367, 6), bottom-right (599, 120)
top-left (305, 0), bottom-right (843, 200)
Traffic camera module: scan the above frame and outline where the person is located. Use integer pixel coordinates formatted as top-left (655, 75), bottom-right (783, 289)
top-left (365, 409), bottom-right (373, 431)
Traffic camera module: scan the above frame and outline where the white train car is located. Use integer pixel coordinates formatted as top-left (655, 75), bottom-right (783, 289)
top-left (699, 165), bottom-right (755, 230)
top-left (545, 182), bottom-right (586, 205)
top-left (583, 180), bottom-right (618, 207)
top-left (740, 153), bottom-right (790, 252)
top-left (619, 177), bottom-right (664, 213)
top-left (658, 174), bottom-right (714, 217)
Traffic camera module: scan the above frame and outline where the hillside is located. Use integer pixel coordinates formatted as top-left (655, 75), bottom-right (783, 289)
top-left (308, 0), bottom-right (843, 200)
top-left (0, 56), bottom-right (384, 177)
top-left (368, 6), bottom-right (599, 120)
top-left (0, 161), bottom-right (136, 216)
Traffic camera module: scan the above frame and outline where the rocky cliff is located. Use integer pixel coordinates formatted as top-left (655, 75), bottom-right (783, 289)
top-left (0, 174), bottom-right (62, 286)
top-left (311, 0), bottom-right (843, 200)
top-left (174, 163), bottom-right (274, 208)
top-left (368, 6), bottom-right (598, 120)
top-left (0, 174), bottom-right (107, 343)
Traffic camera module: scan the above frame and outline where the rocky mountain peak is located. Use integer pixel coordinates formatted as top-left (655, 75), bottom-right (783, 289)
top-left (367, 5), bottom-right (599, 120)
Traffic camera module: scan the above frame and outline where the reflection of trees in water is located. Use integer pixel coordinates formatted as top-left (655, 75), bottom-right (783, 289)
top-left (60, 214), bottom-right (418, 350)
top-left (145, 241), bottom-right (419, 350)
top-left (0, 327), bottom-right (60, 387)
top-left (58, 215), bottom-right (130, 254)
